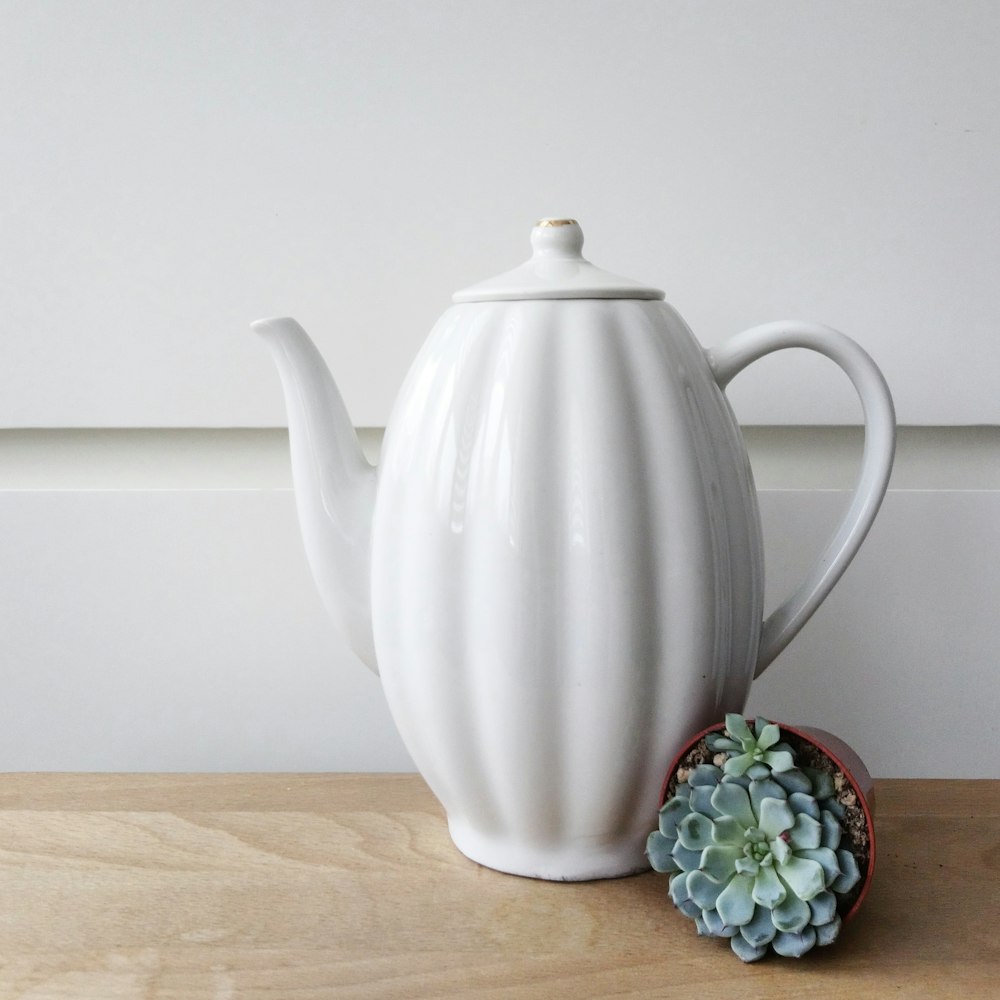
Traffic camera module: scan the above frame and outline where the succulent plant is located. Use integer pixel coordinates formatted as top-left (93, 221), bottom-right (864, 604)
top-left (706, 714), bottom-right (795, 779)
top-left (648, 715), bottom-right (863, 962)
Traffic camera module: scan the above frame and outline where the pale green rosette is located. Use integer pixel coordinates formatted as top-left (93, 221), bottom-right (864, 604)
top-left (647, 717), bottom-right (861, 962)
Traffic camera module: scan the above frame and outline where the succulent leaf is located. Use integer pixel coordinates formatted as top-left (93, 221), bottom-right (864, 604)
top-left (751, 862), bottom-right (786, 908)
top-left (677, 811), bottom-right (714, 851)
top-left (706, 735), bottom-right (741, 752)
top-left (668, 870), bottom-right (691, 906)
top-left (772, 927), bottom-right (818, 958)
top-left (715, 873), bottom-right (756, 927)
top-left (711, 815), bottom-right (746, 846)
top-left (670, 841), bottom-right (704, 872)
top-left (823, 797), bottom-right (846, 820)
top-left (775, 856), bottom-right (825, 902)
top-left (740, 904), bottom-right (778, 947)
top-left (788, 791), bottom-right (821, 820)
top-left (788, 812), bottom-right (823, 851)
top-left (772, 891), bottom-right (811, 933)
top-left (761, 750), bottom-right (795, 773)
top-left (808, 890), bottom-right (838, 926)
top-left (725, 713), bottom-right (755, 745)
top-left (832, 849), bottom-right (862, 894)
top-left (658, 796), bottom-right (692, 837)
top-left (720, 773), bottom-right (752, 789)
top-left (756, 722), bottom-right (781, 750)
top-left (731, 933), bottom-right (769, 962)
top-left (701, 844), bottom-right (741, 883)
top-left (773, 769), bottom-right (813, 795)
top-left (820, 810), bottom-right (842, 850)
top-left (689, 785), bottom-right (722, 818)
top-left (815, 915), bottom-right (842, 946)
top-left (703, 907), bottom-right (740, 938)
top-left (758, 797), bottom-right (795, 840)
top-left (687, 869), bottom-right (726, 910)
top-left (797, 847), bottom-right (842, 888)
top-left (710, 782), bottom-right (756, 830)
top-left (701, 908), bottom-right (725, 936)
top-left (646, 830), bottom-right (681, 873)
top-left (689, 763), bottom-right (724, 786)
top-left (749, 777), bottom-right (787, 813)
top-left (770, 835), bottom-right (792, 865)
top-left (723, 752), bottom-right (755, 777)
top-left (803, 766), bottom-right (836, 800)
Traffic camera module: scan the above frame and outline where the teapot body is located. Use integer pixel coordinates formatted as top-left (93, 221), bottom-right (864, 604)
top-left (371, 298), bottom-right (764, 879)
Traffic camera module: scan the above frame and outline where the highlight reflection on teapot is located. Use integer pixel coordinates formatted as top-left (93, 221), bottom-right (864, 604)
top-left (253, 219), bottom-right (895, 881)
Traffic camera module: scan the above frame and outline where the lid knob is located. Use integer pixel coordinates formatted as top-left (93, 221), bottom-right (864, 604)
top-left (531, 219), bottom-right (584, 259)
top-left (451, 218), bottom-right (664, 303)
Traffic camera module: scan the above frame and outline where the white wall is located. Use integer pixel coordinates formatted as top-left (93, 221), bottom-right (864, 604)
top-left (4, 0), bottom-right (999, 426)
top-left (3, 2), bottom-right (998, 776)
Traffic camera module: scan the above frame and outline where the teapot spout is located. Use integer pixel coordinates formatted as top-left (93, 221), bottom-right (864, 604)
top-left (252, 317), bottom-right (378, 673)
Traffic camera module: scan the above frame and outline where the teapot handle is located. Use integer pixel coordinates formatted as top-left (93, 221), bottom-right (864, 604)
top-left (707, 321), bottom-right (896, 678)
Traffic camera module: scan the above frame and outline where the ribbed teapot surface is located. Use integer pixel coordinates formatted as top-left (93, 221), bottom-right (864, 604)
top-left (371, 296), bottom-right (764, 878)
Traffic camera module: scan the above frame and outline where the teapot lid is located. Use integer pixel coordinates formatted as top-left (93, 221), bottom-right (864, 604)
top-left (452, 219), bottom-right (665, 303)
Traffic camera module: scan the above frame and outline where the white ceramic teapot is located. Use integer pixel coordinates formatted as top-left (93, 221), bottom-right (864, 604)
top-left (253, 219), bottom-right (895, 881)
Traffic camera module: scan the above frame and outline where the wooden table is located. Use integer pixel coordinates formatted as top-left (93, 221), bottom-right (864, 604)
top-left (0, 775), bottom-right (996, 998)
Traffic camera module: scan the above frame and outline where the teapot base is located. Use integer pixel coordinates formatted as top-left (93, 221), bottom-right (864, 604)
top-left (447, 817), bottom-right (652, 882)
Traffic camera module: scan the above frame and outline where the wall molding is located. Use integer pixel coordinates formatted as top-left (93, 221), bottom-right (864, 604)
top-left (0, 426), bottom-right (997, 490)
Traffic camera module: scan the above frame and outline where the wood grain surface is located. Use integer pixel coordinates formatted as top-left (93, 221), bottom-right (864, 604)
top-left (0, 775), bottom-right (996, 998)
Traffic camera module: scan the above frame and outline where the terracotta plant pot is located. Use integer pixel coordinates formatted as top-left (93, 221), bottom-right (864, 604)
top-left (651, 716), bottom-right (876, 960)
